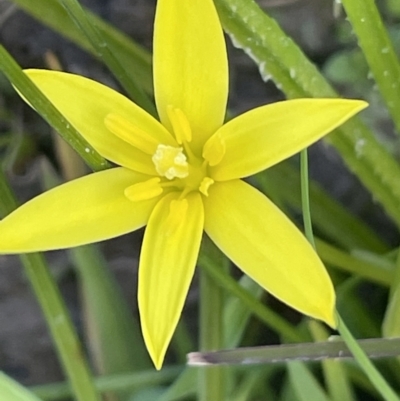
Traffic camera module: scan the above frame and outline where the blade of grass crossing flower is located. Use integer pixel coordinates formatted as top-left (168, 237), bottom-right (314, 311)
top-left (0, 170), bottom-right (101, 401)
top-left (308, 321), bottom-right (355, 401)
top-left (0, 372), bottom-right (43, 401)
top-left (59, 0), bottom-right (156, 116)
top-left (188, 337), bottom-right (400, 366)
top-left (340, 0), bottom-right (400, 136)
top-left (0, 46), bottom-right (108, 171)
top-left (10, 0), bottom-right (152, 94)
top-left (214, 0), bottom-right (400, 229)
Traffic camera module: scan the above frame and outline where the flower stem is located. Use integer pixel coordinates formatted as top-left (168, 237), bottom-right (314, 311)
top-left (337, 315), bottom-right (400, 401)
top-left (300, 149), bottom-right (315, 249)
top-left (0, 169), bottom-right (101, 401)
top-left (299, 145), bottom-right (400, 401)
top-left (198, 239), bottom-right (227, 401)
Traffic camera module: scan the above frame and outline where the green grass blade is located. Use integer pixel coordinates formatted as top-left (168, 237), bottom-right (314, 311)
top-left (0, 46), bottom-right (108, 171)
top-left (337, 316), bottom-right (400, 401)
top-left (59, 0), bottom-right (156, 115)
top-left (309, 321), bottom-right (355, 401)
top-left (71, 245), bottom-right (152, 372)
top-left (31, 367), bottom-right (182, 401)
top-left (316, 240), bottom-right (394, 287)
top-left (383, 250), bottom-right (400, 337)
top-left (255, 161), bottom-right (389, 253)
top-left (40, 142), bottom-right (151, 376)
top-left (198, 251), bottom-right (305, 343)
top-left (10, 0), bottom-right (152, 94)
top-left (0, 372), bottom-right (44, 401)
top-left (341, 0), bottom-right (400, 136)
top-left (0, 170), bottom-right (101, 401)
top-left (288, 362), bottom-right (331, 401)
top-left (223, 275), bottom-right (264, 349)
top-left (156, 368), bottom-right (198, 401)
top-left (214, 0), bottom-right (400, 229)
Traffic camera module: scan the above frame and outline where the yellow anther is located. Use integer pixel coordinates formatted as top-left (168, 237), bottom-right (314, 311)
top-left (152, 144), bottom-right (189, 180)
top-left (199, 177), bottom-right (214, 196)
top-left (124, 178), bottom-right (163, 201)
top-left (165, 198), bottom-right (188, 236)
top-left (202, 132), bottom-right (226, 166)
top-left (166, 105), bottom-right (192, 144)
top-left (105, 113), bottom-right (158, 155)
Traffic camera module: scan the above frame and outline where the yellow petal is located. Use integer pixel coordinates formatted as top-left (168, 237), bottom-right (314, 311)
top-left (204, 180), bottom-right (336, 327)
top-left (0, 168), bottom-right (158, 253)
top-left (139, 192), bottom-right (204, 369)
top-left (210, 99), bottom-right (368, 181)
top-left (24, 70), bottom-right (175, 174)
top-left (153, 0), bottom-right (228, 153)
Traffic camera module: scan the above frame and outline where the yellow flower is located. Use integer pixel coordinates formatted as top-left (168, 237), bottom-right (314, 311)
top-left (0, 0), bottom-right (366, 369)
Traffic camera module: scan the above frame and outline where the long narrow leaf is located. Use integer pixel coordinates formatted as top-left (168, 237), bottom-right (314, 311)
top-left (214, 0), bottom-right (400, 229)
top-left (0, 46), bottom-right (108, 172)
top-left (341, 0), bottom-right (400, 136)
top-left (10, 0), bottom-right (152, 94)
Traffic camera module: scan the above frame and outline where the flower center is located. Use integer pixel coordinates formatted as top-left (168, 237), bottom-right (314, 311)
top-left (105, 107), bottom-right (226, 202)
top-left (152, 145), bottom-right (189, 180)
top-left (149, 106), bottom-right (222, 197)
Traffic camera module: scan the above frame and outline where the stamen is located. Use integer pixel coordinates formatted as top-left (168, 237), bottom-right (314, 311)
top-left (202, 132), bottom-right (226, 166)
top-left (124, 178), bottom-right (163, 201)
top-left (105, 113), bottom-right (158, 155)
top-left (167, 105), bottom-right (192, 144)
top-left (165, 198), bottom-right (188, 236)
top-left (199, 177), bottom-right (214, 196)
top-left (152, 144), bottom-right (189, 180)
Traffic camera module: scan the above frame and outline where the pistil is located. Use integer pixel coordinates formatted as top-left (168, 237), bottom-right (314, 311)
top-left (152, 145), bottom-right (189, 179)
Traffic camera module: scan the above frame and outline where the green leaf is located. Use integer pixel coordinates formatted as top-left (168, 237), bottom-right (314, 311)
top-left (309, 321), bottom-right (355, 401)
top-left (10, 0), bottom-right (152, 94)
top-left (0, 169), bottom-right (101, 401)
top-left (59, 0), bottom-right (156, 115)
top-left (214, 0), bottom-right (400, 229)
top-left (71, 245), bottom-right (152, 372)
top-left (288, 362), bottom-right (331, 401)
top-left (256, 161), bottom-right (389, 253)
top-left (0, 373), bottom-right (43, 401)
top-left (340, 0), bottom-right (400, 136)
top-left (383, 251), bottom-right (400, 337)
top-left (0, 46), bottom-right (108, 172)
